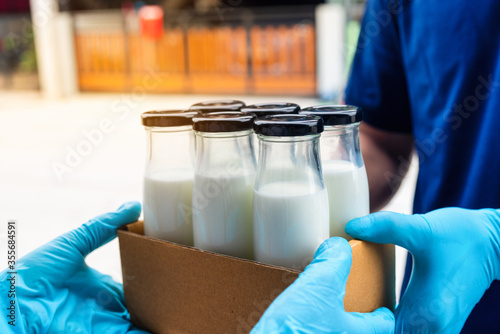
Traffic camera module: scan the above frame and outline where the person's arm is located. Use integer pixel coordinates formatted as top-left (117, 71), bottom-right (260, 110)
top-left (344, 0), bottom-right (415, 212)
top-left (360, 122), bottom-right (414, 212)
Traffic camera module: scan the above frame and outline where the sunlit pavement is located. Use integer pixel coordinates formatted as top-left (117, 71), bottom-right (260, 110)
top-left (0, 91), bottom-right (417, 302)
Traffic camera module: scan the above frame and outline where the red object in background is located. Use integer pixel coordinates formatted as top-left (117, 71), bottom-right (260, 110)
top-left (121, 1), bottom-right (134, 15)
top-left (139, 5), bottom-right (164, 40)
top-left (0, 0), bottom-right (30, 12)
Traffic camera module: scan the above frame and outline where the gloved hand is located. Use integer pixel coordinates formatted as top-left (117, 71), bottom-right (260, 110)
top-left (251, 237), bottom-right (395, 334)
top-left (346, 208), bottom-right (500, 334)
top-left (0, 201), bottom-right (148, 334)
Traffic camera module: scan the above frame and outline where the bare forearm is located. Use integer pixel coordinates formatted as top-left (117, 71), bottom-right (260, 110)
top-left (360, 122), bottom-right (414, 212)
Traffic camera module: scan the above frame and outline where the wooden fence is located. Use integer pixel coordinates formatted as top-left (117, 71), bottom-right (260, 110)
top-left (74, 24), bottom-right (316, 95)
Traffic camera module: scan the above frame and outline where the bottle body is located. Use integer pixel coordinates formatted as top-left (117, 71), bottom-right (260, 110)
top-left (192, 130), bottom-right (256, 259)
top-left (253, 180), bottom-right (329, 270)
top-left (320, 123), bottom-right (369, 239)
top-left (143, 125), bottom-right (195, 245)
top-left (253, 135), bottom-right (329, 270)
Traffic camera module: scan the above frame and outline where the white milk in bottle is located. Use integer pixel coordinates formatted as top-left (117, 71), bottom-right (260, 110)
top-left (301, 105), bottom-right (370, 240)
top-left (192, 172), bottom-right (254, 259)
top-left (143, 170), bottom-right (194, 245)
top-left (192, 112), bottom-right (256, 260)
top-left (253, 114), bottom-right (329, 270)
top-left (322, 161), bottom-right (369, 239)
top-left (141, 110), bottom-right (196, 245)
top-left (253, 181), bottom-right (329, 269)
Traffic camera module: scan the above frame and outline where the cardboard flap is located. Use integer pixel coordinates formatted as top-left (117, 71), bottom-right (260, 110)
top-left (120, 220), bottom-right (144, 235)
top-left (118, 221), bottom-right (394, 334)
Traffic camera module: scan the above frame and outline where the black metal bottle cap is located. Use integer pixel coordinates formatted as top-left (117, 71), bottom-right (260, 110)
top-left (254, 114), bottom-right (324, 136)
top-left (241, 102), bottom-right (300, 117)
top-left (300, 105), bottom-right (362, 126)
top-left (189, 100), bottom-right (246, 113)
top-left (141, 110), bottom-right (196, 127)
top-left (192, 112), bottom-right (256, 132)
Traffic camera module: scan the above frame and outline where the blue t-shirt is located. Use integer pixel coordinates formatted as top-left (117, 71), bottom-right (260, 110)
top-left (345, 0), bottom-right (500, 332)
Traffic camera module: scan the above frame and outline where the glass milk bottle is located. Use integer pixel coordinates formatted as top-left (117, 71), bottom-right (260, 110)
top-left (142, 110), bottom-right (197, 245)
top-left (300, 105), bottom-right (369, 240)
top-left (253, 115), bottom-right (329, 270)
top-left (189, 99), bottom-right (245, 114)
top-left (241, 103), bottom-right (300, 161)
top-left (192, 113), bottom-right (257, 260)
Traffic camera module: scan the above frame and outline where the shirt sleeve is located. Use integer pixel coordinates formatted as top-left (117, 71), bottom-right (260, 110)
top-left (345, 0), bottom-right (412, 133)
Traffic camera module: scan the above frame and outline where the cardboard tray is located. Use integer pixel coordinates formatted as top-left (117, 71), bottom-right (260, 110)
top-left (118, 221), bottom-right (395, 334)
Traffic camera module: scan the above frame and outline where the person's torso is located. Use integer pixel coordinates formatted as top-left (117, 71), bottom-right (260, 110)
top-left (395, 2), bottom-right (500, 332)
top-left (396, 1), bottom-right (500, 214)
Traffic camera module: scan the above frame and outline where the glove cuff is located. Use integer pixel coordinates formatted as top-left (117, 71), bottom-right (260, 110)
top-left (481, 208), bottom-right (500, 280)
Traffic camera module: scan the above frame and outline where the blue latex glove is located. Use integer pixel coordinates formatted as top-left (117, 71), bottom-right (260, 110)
top-left (0, 201), bottom-right (148, 334)
top-left (346, 208), bottom-right (500, 333)
top-left (251, 237), bottom-right (395, 334)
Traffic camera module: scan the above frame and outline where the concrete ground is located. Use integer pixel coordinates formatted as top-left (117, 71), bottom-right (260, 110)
top-left (0, 90), bottom-right (417, 302)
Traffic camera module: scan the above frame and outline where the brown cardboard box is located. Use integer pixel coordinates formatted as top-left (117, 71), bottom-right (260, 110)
top-left (118, 221), bottom-right (395, 334)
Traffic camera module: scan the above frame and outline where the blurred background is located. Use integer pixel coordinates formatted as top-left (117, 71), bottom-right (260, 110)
top-left (0, 0), bottom-right (416, 301)
top-left (1, 0), bottom-right (368, 98)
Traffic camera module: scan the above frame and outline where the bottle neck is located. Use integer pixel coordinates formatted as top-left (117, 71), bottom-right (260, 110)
top-left (194, 129), bottom-right (256, 176)
top-left (256, 134), bottom-right (324, 190)
top-left (145, 126), bottom-right (194, 174)
top-left (320, 123), bottom-right (364, 167)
